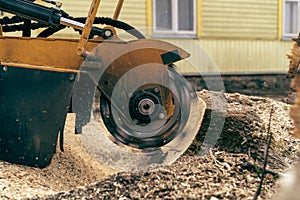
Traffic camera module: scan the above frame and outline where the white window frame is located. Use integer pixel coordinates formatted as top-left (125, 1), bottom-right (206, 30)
top-left (152, 0), bottom-right (197, 38)
top-left (283, 0), bottom-right (300, 38)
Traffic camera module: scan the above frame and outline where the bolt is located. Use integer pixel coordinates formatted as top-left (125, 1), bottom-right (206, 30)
top-left (103, 80), bottom-right (109, 85)
top-left (158, 113), bottom-right (165, 120)
top-left (154, 87), bottom-right (160, 93)
top-left (69, 73), bottom-right (75, 81)
top-left (104, 30), bottom-right (112, 38)
top-left (2, 66), bottom-right (8, 72)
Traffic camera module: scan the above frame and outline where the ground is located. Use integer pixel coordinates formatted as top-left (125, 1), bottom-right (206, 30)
top-left (0, 90), bottom-right (299, 199)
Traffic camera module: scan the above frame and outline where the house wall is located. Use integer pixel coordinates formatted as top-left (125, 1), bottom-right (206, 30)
top-left (199, 0), bottom-right (290, 73)
top-left (162, 0), bottom-right (292, 74)
top-left (199, 38), bottom-right (291, 73)
top-left (162, 38), bottom-right (292, 74)
top-left (201, 0), bottom-right (278, 39)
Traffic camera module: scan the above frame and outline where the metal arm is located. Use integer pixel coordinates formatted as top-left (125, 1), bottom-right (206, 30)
top-left (76, 0), bottom-right (102, 57)
top-left (113, 0), bottom-right (124, 20)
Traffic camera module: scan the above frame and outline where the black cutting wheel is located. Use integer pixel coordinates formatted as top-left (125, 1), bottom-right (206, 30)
top-left (80, 66), bottom-right (206, 172)
top-left (100, 83), bottom-right (181, 149)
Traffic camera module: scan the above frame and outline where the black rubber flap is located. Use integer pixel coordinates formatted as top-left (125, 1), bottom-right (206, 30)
top-left (0, 65), bottom-right (76, 168)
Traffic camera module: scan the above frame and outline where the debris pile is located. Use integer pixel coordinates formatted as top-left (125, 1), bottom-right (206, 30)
top-left (1, 91), bottom-right (299, 199)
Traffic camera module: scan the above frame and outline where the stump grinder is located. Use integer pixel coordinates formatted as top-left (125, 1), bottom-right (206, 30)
top-left (0, 0), bottom-right (206, 171)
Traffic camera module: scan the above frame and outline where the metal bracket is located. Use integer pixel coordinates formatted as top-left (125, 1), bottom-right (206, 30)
top-left (77, 0), bottom-right (101, 57)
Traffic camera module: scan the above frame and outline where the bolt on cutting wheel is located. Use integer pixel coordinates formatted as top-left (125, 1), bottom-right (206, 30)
top-left (79, 65), bottom-right (206, 172)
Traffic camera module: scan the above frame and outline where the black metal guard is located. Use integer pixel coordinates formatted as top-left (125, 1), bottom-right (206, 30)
top-left (0, 65), bottom-right (76, 168)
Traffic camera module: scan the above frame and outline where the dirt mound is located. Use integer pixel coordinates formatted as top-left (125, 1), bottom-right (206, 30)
top-left (189, 91), bottom-right (299, 170)
top-left (1, 91), bottom-right (299, 199)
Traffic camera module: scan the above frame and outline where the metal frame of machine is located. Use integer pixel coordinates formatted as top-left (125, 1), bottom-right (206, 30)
top-left (0, 0), bottom-right (205, 171)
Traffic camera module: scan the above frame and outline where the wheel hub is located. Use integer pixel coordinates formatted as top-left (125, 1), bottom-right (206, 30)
top-left (129, 90), bottom-right (164, 124)
top-left (99, 84), bottom-right (182, 149)
top-left (138, 98), bottom-right (155, 115)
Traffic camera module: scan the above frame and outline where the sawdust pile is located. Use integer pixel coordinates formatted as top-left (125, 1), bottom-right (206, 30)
top-left (0, 91), bottom-right (299, 199)
top-left (0, 115), bottom-right (116, 200)
top-left (38, 152), bottom-right (279, 200)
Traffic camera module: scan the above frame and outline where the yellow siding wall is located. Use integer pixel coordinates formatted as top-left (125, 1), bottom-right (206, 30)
top-left (162, 38), bottom-right (291, 74)
top-left (200, 40), bottom-right (292, 72)
top-left (201, 0), bottom-right (278, 39)
top-left (199, 39), bottom-right (291, 73)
